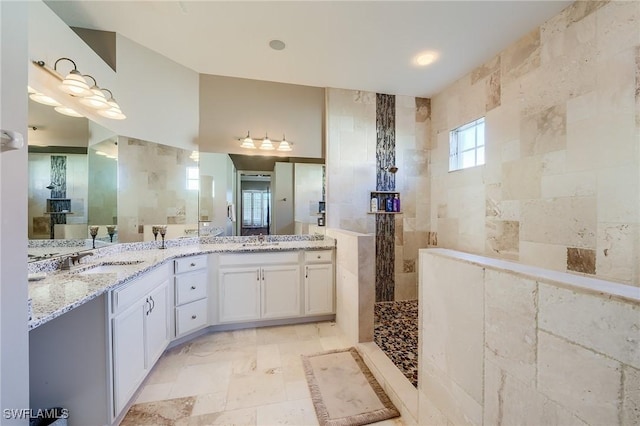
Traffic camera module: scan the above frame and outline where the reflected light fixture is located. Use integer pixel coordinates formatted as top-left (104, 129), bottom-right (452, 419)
top-left (29, 92), bottom-right (62, 107)
top-left (259, 134), bottom-right (275, 150)
top-left (32, 59), bottom-right (127, 120)
top-left (277, 134), bottom-right (292, 152)
top-left (54, 106), bottom-right (84, 118)
top-left (79, 75), bottom-right (110, 110)
top-left (97, 88), bottom-right (126, 120)
top-left (54, 58), bottom-right (93, 97)
top-left (240, 131), bottom-right (256, 149)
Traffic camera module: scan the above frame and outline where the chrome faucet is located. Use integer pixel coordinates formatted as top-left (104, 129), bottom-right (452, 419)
top-left (60, 252), bottom-right (94, 270)
top-left (257, 233), bottom-right (265, 244)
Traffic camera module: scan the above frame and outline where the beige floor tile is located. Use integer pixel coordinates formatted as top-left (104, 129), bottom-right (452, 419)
top-left (232, 354), bottom-right (258, 374)
top-left (256, 344), bottom-right (281, 370)
top-left (135, 382), bottom-right (173, 404)
top-left (294, 323), bottom-right (321, 340)
top-left (169, 361), bottom-right (233, 399)
top-left (256, 324), bottom-right (300, 344)
top-left (187, 341), bottom-right (256, 366)
top-left (226, 369), bottom-right (287, 410)
top-left (256, 399), bottom-right (319, 426)
top-left (316, 321), bottom-right (340, 337)
top-left (319, 335), bottom-right (351, 351)
top-left (179, 407), bottom-right (257, 426)
top-left (278, 339), bottom-right (324, 356)
top-left (285, 379), bottom-right (312, 401)
top-left (191, 392), bottom-right (227, 417)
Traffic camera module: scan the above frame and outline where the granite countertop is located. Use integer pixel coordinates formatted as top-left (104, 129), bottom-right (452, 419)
top-left (28, 236), bottom-right (335, 330)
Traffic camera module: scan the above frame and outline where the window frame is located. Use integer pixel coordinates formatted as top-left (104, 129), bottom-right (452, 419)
top-left (449, 117), bottom-right (485, 172)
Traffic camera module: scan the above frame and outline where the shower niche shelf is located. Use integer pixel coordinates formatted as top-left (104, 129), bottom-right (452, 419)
top-left (368, 190), bottom-right (402, 214)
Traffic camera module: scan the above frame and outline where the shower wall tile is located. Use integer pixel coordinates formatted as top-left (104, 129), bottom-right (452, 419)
top-left (426, 1), bottom-right (639, 284)
top-left (118, 137), bottom-right (198, 242)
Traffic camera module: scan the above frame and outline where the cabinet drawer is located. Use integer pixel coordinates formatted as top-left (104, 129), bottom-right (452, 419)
top-left (175, 271), bottom-right (207, 305)
top-left (304, 250), bottom-right (332, 263)
top-left (175, 298), bottom-right (208, 336)
top-left (112, 264), bottom-right (170, 313)
top-left (219, 251), bottom-right (298, 266)
top-left (174, 255), bottom-right (207, 274)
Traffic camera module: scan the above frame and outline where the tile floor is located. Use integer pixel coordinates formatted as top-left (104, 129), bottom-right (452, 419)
top-left (121, 321), bottom-right (406, 425)
top-left (374, 300), bottom-right (419, 387)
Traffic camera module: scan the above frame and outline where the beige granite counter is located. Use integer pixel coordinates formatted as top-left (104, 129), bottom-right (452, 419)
top-left (28, 236), bottom-right (335, 330)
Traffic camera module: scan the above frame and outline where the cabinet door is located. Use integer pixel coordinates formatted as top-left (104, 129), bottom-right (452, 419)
top-left (145, 280), bottom-right (169, 368)
top-left (304, 263), bottom-right (334, 315)
top-left (112, 302), bottom-right (146, 415)
top-left (261, 265), bottom-right (301, 319)
top-left (218, 267), bottom-right (261, 322)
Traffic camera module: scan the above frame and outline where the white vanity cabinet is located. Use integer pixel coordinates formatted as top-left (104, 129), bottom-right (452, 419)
top-left (111, 263), bottom-right (171, 418)
top-left (173, 255), bottom-right (208, 337)
top-left (304, 250), bottom-right (335, 315)
top-left (218, 252), bottom-right (300, 323)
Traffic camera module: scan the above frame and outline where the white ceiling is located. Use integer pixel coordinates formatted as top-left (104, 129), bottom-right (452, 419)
top-left (44, 1), bottom-right (571, 98)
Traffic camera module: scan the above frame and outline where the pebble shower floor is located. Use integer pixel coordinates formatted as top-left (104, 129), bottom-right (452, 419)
top-left (373, 300), bottom-right (419, 387)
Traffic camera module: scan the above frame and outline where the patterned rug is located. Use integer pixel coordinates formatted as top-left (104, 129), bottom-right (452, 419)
top-left (302, 347), bottom-right (400, 426)
top-left (374, 300), bottom-right (419, 387)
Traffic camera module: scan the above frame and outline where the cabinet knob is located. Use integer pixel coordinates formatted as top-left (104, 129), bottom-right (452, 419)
top-left (191, 315), bottom-right (197, 319)
top-left (190, 263), bottom-right (196, 267)
top-left (317, 255), bottom-right (321, 259)
top-left (191, 286), bottom-right (196, 290)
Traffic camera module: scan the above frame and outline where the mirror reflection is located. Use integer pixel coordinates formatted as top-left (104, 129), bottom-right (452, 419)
top-left (198, 153), bottom-right (325, 236)
top-left (27, 98), bottom-right (117, 261)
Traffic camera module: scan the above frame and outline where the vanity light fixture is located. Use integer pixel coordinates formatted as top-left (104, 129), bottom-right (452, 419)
top-left (97, 88), bottom-right (126, 120)
top-left (54, 106), bottom-right (84, 118)
top-left (79, 75), bottom-right (110, 110)
top-left (29, 92), bottom-right (62, 107)
top-left (239, 131), bottom-right (293, 151)
top-left (54, 58), bottom-right (93, 97)
top-left (259, 134), bottom-right (275, 150)
top-left (32, 59), bottom-right (126, 120)
top-left (277, 134), bottom-right (292, 152)
top-left (240, 131), bottom-right (257, 149)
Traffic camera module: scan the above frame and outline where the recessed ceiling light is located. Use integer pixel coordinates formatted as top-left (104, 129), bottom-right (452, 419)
top-left (269, 39), bottom-right (286, 51)
top-left (414, 51), bottom-right (439, 67)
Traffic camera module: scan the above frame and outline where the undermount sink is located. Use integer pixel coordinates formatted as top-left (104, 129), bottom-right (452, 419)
top-left (75, 260), bottom-right (144, 275)
top-left (241, 242), bottom-right (280, 247)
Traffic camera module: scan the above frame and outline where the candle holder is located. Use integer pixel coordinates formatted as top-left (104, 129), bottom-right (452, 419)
top-left (152, 225), bottom-right (159, 241)
top-left (89, 226), bottom-right (99, 249)
top-left (106, 225), bottom-right (116, 243)
top-left (158, 225), bottom-right (167, 249)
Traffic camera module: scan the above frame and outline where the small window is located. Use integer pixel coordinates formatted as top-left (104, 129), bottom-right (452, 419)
top-left (186, 167), bottom-right (199, 191)
top-left (449, 117), bottom-right (485, 171)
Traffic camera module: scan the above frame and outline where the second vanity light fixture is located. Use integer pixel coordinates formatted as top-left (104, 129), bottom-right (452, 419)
top-left (239, 131), bottom-right (292, 152)
top-left (31, 58), bottom-right (126, 120)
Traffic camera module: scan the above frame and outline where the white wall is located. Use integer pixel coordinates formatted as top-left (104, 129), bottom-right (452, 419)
top-left (199, 74), bottom-right (324, 158)
top-left (0, 0), bottom-right (30, 420)
top-left (28, 1), bottom-right (199, 152)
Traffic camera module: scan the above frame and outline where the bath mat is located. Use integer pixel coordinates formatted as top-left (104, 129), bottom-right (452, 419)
top-left (302, 347), bottom-right (400, 426)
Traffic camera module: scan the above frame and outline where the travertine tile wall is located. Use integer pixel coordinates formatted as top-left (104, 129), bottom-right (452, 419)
top-left (325, 228), bottom-right (375, 345)
top-left (427, 1), bottom-right (640, 285)
top-left (28, 153), bottom-right (88, 239)
top-left (326, 89), bottom-right (431, 300)
top-left (419, 248), bottom-right (640, 426)
top-left (117, 137), bottom-right (199, 242)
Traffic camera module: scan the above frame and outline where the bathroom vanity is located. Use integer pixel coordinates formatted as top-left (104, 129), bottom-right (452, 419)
top-left (28, 236), bottom-right (335, 426)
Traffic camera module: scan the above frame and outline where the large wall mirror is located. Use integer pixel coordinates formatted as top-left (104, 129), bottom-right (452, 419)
top-left (27, 98), bottom-right (199, 261)
top-left (198, 153), bottom-right (325, 237)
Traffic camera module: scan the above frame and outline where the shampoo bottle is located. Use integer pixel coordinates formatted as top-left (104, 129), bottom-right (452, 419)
top-left (393, 194), bottom-right (400, 212)
top-left (370, 197), bottom-right (378, 212)
top-left (386, 196), bottom-right (393, 212)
